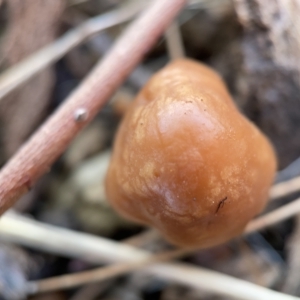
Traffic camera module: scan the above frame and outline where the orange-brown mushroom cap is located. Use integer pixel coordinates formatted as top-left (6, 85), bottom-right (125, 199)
top-left (105, 59), bottom-right (277, 248)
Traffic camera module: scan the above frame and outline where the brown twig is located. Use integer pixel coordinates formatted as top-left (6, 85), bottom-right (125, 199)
top-left (0, 0), bottom-right (188, 215)
top-left (70, 228), bottom-right (159, 300)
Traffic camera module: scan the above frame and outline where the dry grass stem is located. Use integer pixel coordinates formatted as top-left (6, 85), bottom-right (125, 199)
top-left (165, 20), bottom-right (185, 59)
top-left (245, 196), bottom-right (300, 233)
top-left (0, 211), bottom-right (148, 263)
top-left (0, 0), bottom-right (147, 101)
top-left (1, 192), bottom-right (299, 268)
top-left (27, 250), bottom-right (299, 300)
top-left (2, 195), bottom-right (300, 299)
top-left (70, 281), bottom-right (112, 300)
top-left (270, 175), bottom-right (300, 200)
top-left (27, 248), bottom-right (191, 294)
top-left (26, 194), bottom-right (300, 295)
top-left (147, 262), bottom-right (298, 300)
top-left (0, 0), bottom-right (188, 215)
top-left (124, 228), bottom-right (160, 247)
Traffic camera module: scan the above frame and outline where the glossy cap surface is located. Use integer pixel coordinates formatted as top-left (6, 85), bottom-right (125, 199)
top-left (106, 59), bottom-right (277, 248)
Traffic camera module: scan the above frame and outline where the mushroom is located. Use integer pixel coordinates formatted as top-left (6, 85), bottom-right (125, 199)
top-left (105, 59), bottom-right (277, 248)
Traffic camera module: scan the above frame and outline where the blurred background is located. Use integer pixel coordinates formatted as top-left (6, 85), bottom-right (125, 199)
top-left (0, 0), bottom-right (300, 299)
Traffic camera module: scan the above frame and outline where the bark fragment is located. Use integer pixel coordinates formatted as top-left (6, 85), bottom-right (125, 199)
top-left (223, 0), bottom-right (300, 167)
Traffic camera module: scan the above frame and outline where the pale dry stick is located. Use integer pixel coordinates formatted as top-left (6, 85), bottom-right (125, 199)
top-left (124, 228), bottom-right (160, 247)
top-left (29, 264), bottom-right (299, 300)
top-left (0, 198), bottom-right (300, 263)
top-left (70, 281), bottom-right (112, 300)
top-left (70, 228), bottom-right (160, 300)
top-left (26, 195), bottom-right (300, 295)
top-left (28, 249), bottom-right (299, 300)
top-left (0, 0), bottom-right (148, 101)
top-left (146, 262), bottom-right (298, 300)
top-left (245, 196), bottom-right (300, 233)
top-left (0, 213), bottom-right (295, 300)
top-left (165, 20), bottom-right (185, 60)
top-left (27, 248), bottom-right (191, 294)
top-left (1, 193), bottom-right (300, 298)
top-left (269, 175), bottom-right (300, 200)
top-left (0, 0), bottom-right (188, 215)
top-left (0, 212), bottom-right (148, 263)
top-left (0, 188), bottom-right (298, 260)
